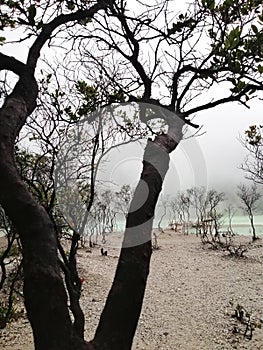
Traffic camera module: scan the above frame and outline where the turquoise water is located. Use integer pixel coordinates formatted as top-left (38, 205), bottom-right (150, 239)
top-left (115, 215), bottom-right (263, 236)
top-left (221, 215), bottom-right (263, 236)
top-left (1, 216), bottom-right (261, 238)
top-left (159, 215), bottom-right (263, 236)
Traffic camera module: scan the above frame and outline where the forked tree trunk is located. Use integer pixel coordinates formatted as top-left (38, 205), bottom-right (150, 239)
top-left (0, 96), bottom-right (89, 350)
top-left (92, 125), bottom-right (183, 350)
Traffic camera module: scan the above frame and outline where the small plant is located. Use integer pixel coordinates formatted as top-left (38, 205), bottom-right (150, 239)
top-left (0, 301), bottom-right (24, 329)
top-left (6, 244), bottom-right (21, 258)
top-left (228, 300), bottom-right (261, 341)
top-left (0, 242), bottom-right (21, 261)
top-left (152, 232), bottom-right (160, 250)
top-left (0, 259), bottom-right (24, 329)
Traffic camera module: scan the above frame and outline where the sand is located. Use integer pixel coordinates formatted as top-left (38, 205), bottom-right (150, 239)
top-left (1, 230), bottom-right (263, 350)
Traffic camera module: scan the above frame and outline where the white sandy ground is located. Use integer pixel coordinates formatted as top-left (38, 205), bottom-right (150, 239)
top-left (1, 230), bottom-right (263, 350)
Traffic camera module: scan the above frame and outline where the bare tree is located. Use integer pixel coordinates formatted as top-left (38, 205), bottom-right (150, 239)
top-left (205, 189), bottom-right (225, 239)
top-left (237, 183), bottom-right (261, 241)
top-left (189, 186), bottom-right (207, 235)
top-left (240, 125), bottom-right (263, 185)
top-left (169, 197), bottom-right (180, 229)
top-left (179, 191), bottom-right (192, 234)
top-left (168, 191), bottom-right (191, 233)
top-left (115, 184), bottom-right (133, 219)
top-left (156, 194), bottom-right (169, 233)
top-left (225, 204), bottom-right (236, 236)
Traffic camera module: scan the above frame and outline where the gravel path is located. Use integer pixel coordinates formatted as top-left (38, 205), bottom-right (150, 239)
top-left (1, 231), bottom-right (263, 349)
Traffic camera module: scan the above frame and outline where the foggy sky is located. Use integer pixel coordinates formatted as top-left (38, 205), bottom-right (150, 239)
top-left (99, 98), bottom-right (262, 201)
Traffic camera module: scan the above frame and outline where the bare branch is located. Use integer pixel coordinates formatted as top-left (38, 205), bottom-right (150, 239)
top-left (27, 0), bottom-right (109, 73)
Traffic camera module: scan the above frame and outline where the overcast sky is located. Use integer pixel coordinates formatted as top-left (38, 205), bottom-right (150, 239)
top-left (100, 99), bottom-right (262, 200)
top-left (192, 99), bottom-right (262, 189)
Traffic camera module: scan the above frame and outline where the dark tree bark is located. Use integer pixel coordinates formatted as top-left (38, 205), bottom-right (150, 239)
top-left (249, 211), bottom-right (257, 241)
top-left (0, 3), bottom-right (108, 349)
top-left (67, 231), bottom-right (85, 338)
top-left (0, 95), bottom-right (78, 349)
top-left (92, 125), bottom-right (183, 350)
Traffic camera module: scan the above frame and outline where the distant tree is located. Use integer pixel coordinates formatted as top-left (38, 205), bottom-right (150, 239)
top-left (156, 194), bottom-right (169, 232)
top-left (205, 189), bottom-right (225, 238)
top-left (97, 189), bottom-right (118, 242)
top-left (169, 191), bottom-right (191, 234)
top-left (237, 183), bottom-right (261, 241)
top-left (179, 191), bottom-right (192, 234)
top-left (225, 204), bottom-right (237, 235)
top-left (241, 125), bottom-right (263, 185)
top-left (189, 186), bottom-right (207, 235)
top-left (115, 185), bottom-right (133, 219)
top-left (169, 197), bottom-right (180, 226)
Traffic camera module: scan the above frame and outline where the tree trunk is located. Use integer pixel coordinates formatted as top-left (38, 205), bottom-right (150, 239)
top-left (68, 231), bottom-right (86, 338)
top-left (92, 125), bottom-right (183, 350)
top-left (249, 212), bottom-right (257, 241)
top-left (0, 96), bottom-right (87, 350)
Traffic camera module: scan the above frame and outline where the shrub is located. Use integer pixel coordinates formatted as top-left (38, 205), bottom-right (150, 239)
top-left (0, 301), bottom-right (24, 329)
top-left (227, 300), bottom-right (262, 341)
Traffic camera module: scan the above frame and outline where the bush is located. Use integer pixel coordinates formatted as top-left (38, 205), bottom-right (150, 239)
top-left (200, 231), bottom-right (259, 258)
top-left (227, 300), bottom-right (262, 341)
top-left (0, 242), bottom-right (21, 261)
top-left (0, 301), bottom-right (24, 329)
